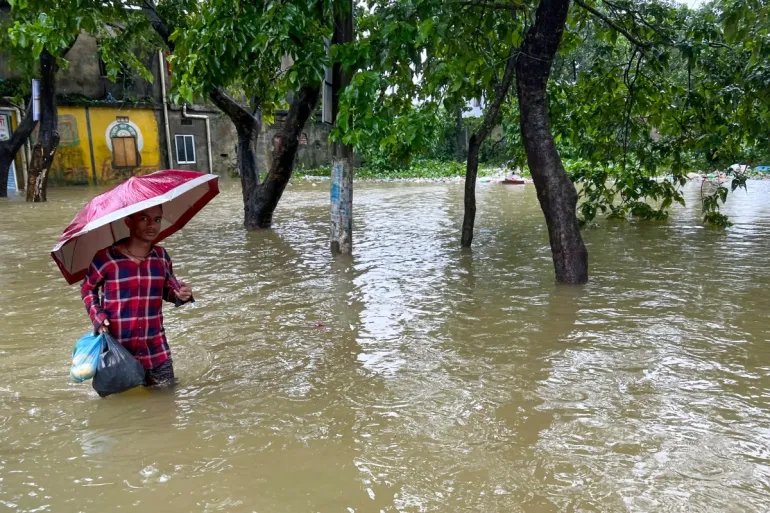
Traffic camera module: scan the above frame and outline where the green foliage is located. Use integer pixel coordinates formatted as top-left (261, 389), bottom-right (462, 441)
top-left (564, 159), bottom-right (685, 225)
top-left (167, 0), bottom-right (331, 114)
top-left (332, 0), bottom-right (528, 161)
top-left (0, 78), bottom-right (24, 98)
top-left (4, 0), bottom-right (156, 85)
top-left (295, 159), bottom-right (498, 179)
top-left (700, 166), bottom-right (749, 227)
top-left (538, 0), bottom-right (770, 227)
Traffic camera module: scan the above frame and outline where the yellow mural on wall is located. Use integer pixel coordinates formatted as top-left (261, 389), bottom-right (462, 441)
top-left (89, 107), bottom-right (161, 184)
top-left (48, 107), bottom-right (91, 185)
top-left (46, 105), bottom-right (161, 186)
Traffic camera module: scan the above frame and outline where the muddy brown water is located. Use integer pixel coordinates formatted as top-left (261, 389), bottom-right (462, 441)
top-left (1, 178), bottom-right (770, 512)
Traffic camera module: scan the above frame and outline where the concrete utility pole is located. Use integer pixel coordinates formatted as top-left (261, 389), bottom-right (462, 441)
top-left (330, 0), bottom-right (354, 255)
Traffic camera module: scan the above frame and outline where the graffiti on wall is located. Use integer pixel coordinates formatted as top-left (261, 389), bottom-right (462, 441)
top-left (48, 113), bottom-right (90, 185)
top-left (30, 106), bottom-right (162, 185)
top-left (59, 114), bottom-right (80, 147)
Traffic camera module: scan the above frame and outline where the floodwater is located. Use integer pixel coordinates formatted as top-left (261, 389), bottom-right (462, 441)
top-left (1, 177), bottom-right (770, 513)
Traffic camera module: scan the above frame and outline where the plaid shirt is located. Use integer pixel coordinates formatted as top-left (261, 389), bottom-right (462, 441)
top-left (81, 245), bottom-right (182, 369)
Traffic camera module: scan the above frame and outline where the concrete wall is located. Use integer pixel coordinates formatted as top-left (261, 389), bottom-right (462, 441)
top-left (89, 106), bottom-right (162, 182)
top-left (57, 33), bottom-right (159, 103)
top-left (264, 113), bottom-right (332, 172)
top-left (157, 107), bottom-right (331, 176)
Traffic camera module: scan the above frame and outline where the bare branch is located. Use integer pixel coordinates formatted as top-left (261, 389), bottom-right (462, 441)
top-left (574, 0), bottom-right (650, 48)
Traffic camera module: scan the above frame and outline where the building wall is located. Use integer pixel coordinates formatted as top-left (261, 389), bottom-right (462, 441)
top-left (57, 33), bottom-right (159, 103)
top-left (89, 106), bottom-right (162, 183)
top-left (44, 105), bottom-right (162, 186)
top-left (261, 114), bottom-right (332, 173)
top-left (157, 107), bottom-right (332, 176)
top-left (47, 107), bottom-right (91, 185)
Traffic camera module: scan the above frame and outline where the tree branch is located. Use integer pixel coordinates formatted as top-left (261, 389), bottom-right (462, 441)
top-left (209, 88), bottom-right (260, 131)
top-left (140, 0), bottom-right (175, 51)
top-left (60, 33), bottom-right (80, 59)
top-left (574, 0), bottom-right (650, 48)
top-left (0, 99), bottom-right (37, 157)
top-left (456, 1), bottom-right (524, 10)
top-left (476, 45), bottom-right (516, 142)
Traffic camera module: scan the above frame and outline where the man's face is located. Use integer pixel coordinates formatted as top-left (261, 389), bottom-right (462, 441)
top-left (126, 206), bottom-right (163, 243)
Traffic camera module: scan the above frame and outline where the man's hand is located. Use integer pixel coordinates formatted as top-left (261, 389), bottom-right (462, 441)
top-left (99, 319), bottom-right (110, 334)
top-left (177, 282), bottom-right (193, 302)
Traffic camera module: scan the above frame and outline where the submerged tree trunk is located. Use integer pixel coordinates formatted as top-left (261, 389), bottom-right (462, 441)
top-left (461, 47), bottom-right (517, 247)
top-left (515, 0), bottom-right (588, 284)
top-left (0, 100), bottom-right (36, 197)
top-left (27, 49), bottom-right (59, 203)
top-left (208, 88), bottom-right (262, 228)
top-left (210, 86), bottom-right (320, 230)
top-left (461, 134), bottom-right (481, 246)
top-left (141, 2), bottom-right (320, 230)
top-left (254, 85), bottom-right (321, 228)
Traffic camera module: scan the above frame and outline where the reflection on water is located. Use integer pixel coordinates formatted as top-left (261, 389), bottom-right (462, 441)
top-left (2, 179), bottom-right (770, 512)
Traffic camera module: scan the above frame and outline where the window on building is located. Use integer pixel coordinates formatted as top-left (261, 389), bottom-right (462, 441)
top-left (181, 118), bottom-right (193, 126)
top-left (112, 137), bottom-right (138, 168)
top-left (175, 134), bottom-right (196, 164)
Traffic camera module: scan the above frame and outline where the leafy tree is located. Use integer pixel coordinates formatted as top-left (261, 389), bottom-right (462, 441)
top-left (524, 0), bottom-right (769, 227)
top-left (335, 0), bottom-right (589, 282)
top-left (5, 0), bottom-right (153, 201)
top-left (139, 0), bottom-right (330, 229)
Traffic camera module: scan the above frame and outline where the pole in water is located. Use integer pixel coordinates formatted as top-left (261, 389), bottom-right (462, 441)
top-left (330, 150), bottom-right (352, 255)
top-left (329, 0), bottom-right (354, 255)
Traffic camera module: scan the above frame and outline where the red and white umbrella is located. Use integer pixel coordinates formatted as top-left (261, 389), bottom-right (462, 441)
top-left (52, 169), bottom-right (219, 285)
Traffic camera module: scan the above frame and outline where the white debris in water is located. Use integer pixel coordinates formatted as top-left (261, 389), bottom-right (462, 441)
top-left (158, 474), bottom-right (170, 483)
top-left (140, 465), bottom-right (158, 478)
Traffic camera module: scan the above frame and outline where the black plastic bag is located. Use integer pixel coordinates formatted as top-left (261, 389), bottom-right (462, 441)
top-left (92, 334), bottom-right (145, 397)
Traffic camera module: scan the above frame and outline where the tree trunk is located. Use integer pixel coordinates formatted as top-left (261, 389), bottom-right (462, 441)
top-left (27, 49), bottom-right (59, 203)
top-left (208, 88), bottom-right (262, 229)
top-left (330, 0), bottom-right (355, 255)
top-left (253, 85), bottom-right (321, 228)
top-left (461, 134), bottom-right (481, 246)
top-left (455, 104), bottom-right (465, 162)
top-left (460, 46), bottom-right (517, 247)
top-left (0, 101), bottom-right (37, 197)
top-left (515, 0), bottom-right (588, 284)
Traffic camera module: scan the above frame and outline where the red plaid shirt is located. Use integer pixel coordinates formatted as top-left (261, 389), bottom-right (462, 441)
top-left (81, 245), bottom-right (183, 369)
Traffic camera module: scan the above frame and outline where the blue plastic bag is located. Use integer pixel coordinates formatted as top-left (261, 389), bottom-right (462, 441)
top-left (70, 333), bottom-right (104, 382)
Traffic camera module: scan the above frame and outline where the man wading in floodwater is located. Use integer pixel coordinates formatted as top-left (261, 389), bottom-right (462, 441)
top-left (80, 205), bottom-right (193, 387)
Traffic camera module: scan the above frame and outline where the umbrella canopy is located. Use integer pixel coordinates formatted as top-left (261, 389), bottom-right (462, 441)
top-left (52, 169), bottom-right (219, 285)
